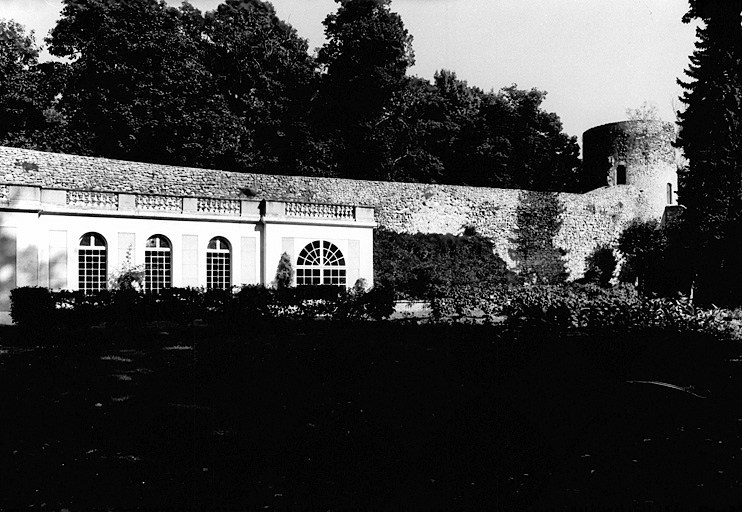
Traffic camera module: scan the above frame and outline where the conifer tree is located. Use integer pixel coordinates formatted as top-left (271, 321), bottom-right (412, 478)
top-left (274, 252), bottom-right (294, 289)
top-left (676, 0), bottom-right (742, 303)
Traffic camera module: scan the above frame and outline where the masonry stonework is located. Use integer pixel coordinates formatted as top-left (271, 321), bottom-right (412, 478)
top-left (0, 134), bottom-right (677, 281)
top-left (583, 120), bottom-right (680, 209)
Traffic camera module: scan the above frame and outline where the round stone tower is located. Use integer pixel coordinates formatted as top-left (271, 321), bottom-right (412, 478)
top-left (582, 120), bottom-right (680, 216)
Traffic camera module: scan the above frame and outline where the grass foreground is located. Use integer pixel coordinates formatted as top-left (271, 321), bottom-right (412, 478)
top-left (1, 320), bottom-right (742, 510)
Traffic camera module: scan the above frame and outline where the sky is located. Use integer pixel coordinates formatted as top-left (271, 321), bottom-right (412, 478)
top-left (3, 0), bottom-right (700, 144)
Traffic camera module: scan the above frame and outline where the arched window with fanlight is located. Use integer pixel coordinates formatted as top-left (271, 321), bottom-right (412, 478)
top-left (207, 236), bottom-right (231, 289)
top-left (296, 240), bottom-right (346, 286)
top-left (78, 232), bottom-right (107, 294)
top-left (144, 235), bottom-right (172, 292)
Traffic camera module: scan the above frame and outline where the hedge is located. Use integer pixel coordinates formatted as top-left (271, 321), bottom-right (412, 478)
top-left (429, 282), bottom-right (736, 337)
top-left (10, 283), bottom-right (734, 340)
top-left (9, 284), bottom-right (397, 332)
top-left (373, 228), bottom-right (515, 299)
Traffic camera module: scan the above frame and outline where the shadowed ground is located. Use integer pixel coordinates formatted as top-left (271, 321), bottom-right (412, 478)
top-left (0, 322), bottom-right (740, 510)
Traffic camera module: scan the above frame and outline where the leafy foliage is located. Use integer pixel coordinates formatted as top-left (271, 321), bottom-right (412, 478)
top-left (373, 227), bottom-right (513, 299)
top-left (46, 0), bottom-right (239, 167)
top-left (582, 244), bottom-right (617, 287)
top-left (365, 71), bottom-right (583, 190)
top-left (108, 246), bottom-right (144, 291)
top-left (8, 284), bottom-right (396, 334)
top-left (314, 0), bottom-right (415, 180)
top-left (0, 20), bottom-right (41, 138)
top-left (615, 218), bottom-right (695, 298)
top-left (1, 1), bottom-right (583, 190)
top-left (9, 287), bottom-right (55, 331)
top-left (509, 191), bottom-right (568, 284)
top-left (0, 20), bottom-right (69, 148)
top-left (428, 282), bottom-right (736, 338)
top-left (202, 0), bottom-right (319, 174)
top-left (616, 219), bottom-right (665, 289)
top-left (458, 85), bottom-right (581, 191)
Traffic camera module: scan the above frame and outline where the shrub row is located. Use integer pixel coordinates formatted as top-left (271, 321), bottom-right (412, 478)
top-left (9, 284), bottom-right (396, 331)
top-left (429, 283), bottom-right (735, 336)
top-left (11, 283), bottom-right (735, 338)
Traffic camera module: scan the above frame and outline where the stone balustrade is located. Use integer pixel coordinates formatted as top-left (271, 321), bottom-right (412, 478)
top-left (284, 202), bottom-right (355, 220)
top-left (135, 194), bottom-right (181, 212)
top-left (0, 185), bottom-right (372, 226)
top-left (67, 190), bottom-right (119, 210)
top-left (198, 197), bottom-right (241, 215)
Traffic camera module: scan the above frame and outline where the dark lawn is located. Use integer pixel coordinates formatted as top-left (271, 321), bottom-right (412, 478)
top-left (1, 321), bottom-right (741, 511)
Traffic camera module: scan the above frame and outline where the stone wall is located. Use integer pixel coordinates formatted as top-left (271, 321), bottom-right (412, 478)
top-left (0, 146), bottom-right (666, 279)
top-left (583, 120), bottom-right (680, 213)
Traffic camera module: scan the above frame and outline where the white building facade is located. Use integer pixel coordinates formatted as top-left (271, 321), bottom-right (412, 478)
top-left (0, 184), bottom-right (375, 324)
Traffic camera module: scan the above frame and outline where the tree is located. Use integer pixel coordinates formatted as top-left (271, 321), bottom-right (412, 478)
top-left (583, 245), bottom-right (617, 288)
top-left (274, 252), bottom-right (294, 289)
top-left (47, 0), bottom-right (241, 168)
top-left (315, 0), bottom-right (415, 180)
top-left (0, 20), bottom-right (74, 151)
top-left (474, 87), bottom-right (581, 191)
top-left (675, 0), bottom-right (742, 304)
top-left (337, 66), bottom-right (582, 188)
top-left (367, 76), bottom-right (446, 183)
top-left (45, 0), bottom-right (321, 172)
top-left (412, 70), bottom-right (481, 185)
top-left (7, 0), bottom-right (584, 190)
top-left (509, 191), bottom-right (568, 284)
top-left (373, 227), bottom-right (510, 298)
top-left (616, 218), bottom-right (694, 298)
top-left (616, 219), bottom-right (666, 293)
top-left (0, 21), bottom-right (46, 142)
top-left (203, 0), bottom-right (320, 175)
top-left (409, 79), bottom-right (581, 191)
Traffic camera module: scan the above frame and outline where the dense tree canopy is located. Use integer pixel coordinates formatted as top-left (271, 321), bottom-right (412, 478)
top-left (0, 20), bottom-right (41, 137)
top-left (317, 0), bottom-right (413, 122)
top-left (1, 0), bottom-right (584, 191)
top-left (374, 227), bottom-right (511, 298)
top-left (314, 0), bottom-right (415, 180)
top-left (446, 84), bottom-right (581, 190)
top-left (0, 20), bottom-right (67, 147)
top-left (47, 0), bottom-right (243, 167)
top-left (203, 0), bottom-right (319, 174)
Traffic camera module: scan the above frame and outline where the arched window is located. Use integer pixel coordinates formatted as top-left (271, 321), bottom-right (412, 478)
top-left (616, 164), bottom-right (627, 185)
top-left (79, 232), bottom-right (107, 294)
top-left (296, 240), bottom-right (346, 286)
top-left (145, 235), bottom-right (171, 292)
top-left (667, 183), bottom-right (673, 204)
top-left (207, 237), bottom-right (231, 289)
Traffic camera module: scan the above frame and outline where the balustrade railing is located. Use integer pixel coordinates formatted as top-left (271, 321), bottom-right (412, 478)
top-left (284, 202), bottom-right (355, 220)
top-left (3, 185), bottom-right (367, 223)
top-left (136, 194), bottom-right (181, 211)
top-left (197, 198), bottom-right (241, 215)
top-left (66, 190), bottom-right (118, 209)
